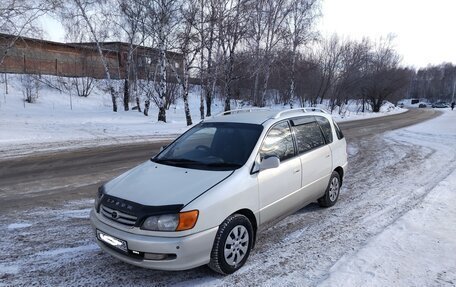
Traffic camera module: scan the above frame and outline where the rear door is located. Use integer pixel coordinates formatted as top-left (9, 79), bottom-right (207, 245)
top-left (257, 121), bottom-right (301, 225)
top-left (291, 116), bottom-right (332, 202)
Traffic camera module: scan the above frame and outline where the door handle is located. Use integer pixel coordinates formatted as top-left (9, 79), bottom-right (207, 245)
top-left (293, 169), bottom-right (300, 174)
top-left (325, 154), bottom-right (330, 158)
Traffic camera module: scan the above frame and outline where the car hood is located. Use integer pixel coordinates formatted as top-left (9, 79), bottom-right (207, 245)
top-left (104, 161), bottom-right (233, 206)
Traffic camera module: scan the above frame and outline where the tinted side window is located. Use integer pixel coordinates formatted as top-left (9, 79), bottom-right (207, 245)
top-left (293, 122), bottom-right (326, 154)
top-left (260, 122), bottom-right (295, 161)
top-left (333, 120), bottom-right (344, 140)
top-left (316, 116), bottom-right (333, 144)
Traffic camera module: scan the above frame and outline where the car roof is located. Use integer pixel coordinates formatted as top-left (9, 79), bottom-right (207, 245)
top-left (203, 108), bottom-right (333, 125)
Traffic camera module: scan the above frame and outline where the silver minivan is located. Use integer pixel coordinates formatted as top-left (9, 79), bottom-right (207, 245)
top-left (90, 108), bottom-right (348, 274)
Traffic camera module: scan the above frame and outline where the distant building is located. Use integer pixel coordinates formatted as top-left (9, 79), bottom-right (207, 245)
top-left (0, 33), bottom-right (183, 80)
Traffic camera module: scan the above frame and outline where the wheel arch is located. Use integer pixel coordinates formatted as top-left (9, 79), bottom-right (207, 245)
top-left (231, 209), bottom-right (258, 248)
top-left (334, 166), bottom-right (344, 185)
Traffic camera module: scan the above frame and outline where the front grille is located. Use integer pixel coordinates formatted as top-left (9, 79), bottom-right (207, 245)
top-left (100, 204), bottom-right (137, 226)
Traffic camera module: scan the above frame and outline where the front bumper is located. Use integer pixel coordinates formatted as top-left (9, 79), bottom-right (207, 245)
top-left (90, 209), bottom-right (218, 271)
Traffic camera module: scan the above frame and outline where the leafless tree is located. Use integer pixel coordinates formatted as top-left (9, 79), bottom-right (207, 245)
top-left (72, 76), bottom-right (95, 97)
top-left (115, 0), bottom-right (147, 111)
top-left (247, 0), bottom-right (291, 106)
top-left (310, 35), bottom-right (344, 105)
top-left (329, 38), bottom-right (370, 112)
top-left (199, 0), bottom-right (220, 117)
top-left (142, 0), bottom-right (179, 122)
top-left (216, 0), bottom-right (252, 111)
top-left (169, 0), bottom-right (200, 126)
top-left (359, 36), bottom-right (410, 112)
top-left (247, 0), bottom-right (267, 106)
top-left (286, 0), bottom-right (319, 107)
top-left (21, 74), bottom-right (40, 103)
top-left (258, 0), bottom-right (290, 106)
top-left (409, 63), bottom-right (456, 102)
top-left (0, 0), bottom-right (52, 66)
top-left (57, 0), bottom-right (119, 112)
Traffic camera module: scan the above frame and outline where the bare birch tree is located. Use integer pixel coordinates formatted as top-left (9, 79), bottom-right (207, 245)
top-left (258, 0), bottom-right (290, 106)
top-left (142, 0), bottom-right (179, 122)
top-left (286, 0), bottom-right (319, 108)
top-left (247, 0), bottom-right (290, 106)
top-left (168, 0), bottom-right (200, 126)
top-left (247, 0), bottom-right (266, 106)
top-left (115, 0), bottom-right (147, 111)
top-left (58, 0), bottom-right (119, 112)
top-left (199, 0), bottom-right (220, 117)
top-left (216, 0), bottom-right (251, 111)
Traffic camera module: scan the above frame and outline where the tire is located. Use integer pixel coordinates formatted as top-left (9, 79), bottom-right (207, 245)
top-left (318, 171), bottom-right (341, 207)
top-left (208, 214), bottom-right (253, 275)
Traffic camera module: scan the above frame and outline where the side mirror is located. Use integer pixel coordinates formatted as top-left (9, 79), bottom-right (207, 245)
top-left (259, 156), bottom-right (280, 171)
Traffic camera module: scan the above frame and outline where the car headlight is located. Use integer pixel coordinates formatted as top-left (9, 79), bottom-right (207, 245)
top-left (141, 210), bottom-right (199, 231)
top-left (95, 185), bottom-right (105, 212)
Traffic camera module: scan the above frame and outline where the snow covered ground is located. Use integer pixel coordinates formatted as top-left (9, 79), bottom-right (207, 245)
top-left (321, 169), bottom-right (456, 286)
top-left (0, 105), bottom-right (455, 286)
top-left (319, 110), bottom-right (456, 287)
top-left (0, 75), bottom-right (405, 158)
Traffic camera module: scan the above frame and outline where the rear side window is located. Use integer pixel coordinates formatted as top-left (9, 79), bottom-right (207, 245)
top-left (316, 116), bottom-right (333, 144)
top-left (333, 120), bottom-right (344, 140)
top-left (292, 121), bottom-right (326, 154)
top-left (260, 121), bottom-right (295, 161)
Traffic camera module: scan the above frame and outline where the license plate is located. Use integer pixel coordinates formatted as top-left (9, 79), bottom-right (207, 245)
top-left (97, 230), bottom-right (128, 253)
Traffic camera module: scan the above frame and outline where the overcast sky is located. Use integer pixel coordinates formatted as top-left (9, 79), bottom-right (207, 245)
top-left (318, 0), bottom-right (456, 68)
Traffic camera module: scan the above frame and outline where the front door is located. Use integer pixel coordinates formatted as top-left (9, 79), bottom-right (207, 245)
top-left (257, 121), bottom-right (301, 225)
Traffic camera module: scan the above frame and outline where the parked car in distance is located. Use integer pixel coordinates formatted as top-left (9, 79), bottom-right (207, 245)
top-left (432, 102), bottom-right (450, 108)
top-left (90, 108), bottom-right (348, 274)
top-left (418, 103), bottom-right (427, 108)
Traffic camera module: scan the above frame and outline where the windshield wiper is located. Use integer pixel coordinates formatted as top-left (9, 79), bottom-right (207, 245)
top-left (152, 158), bottom-right (202, 166)
top-left (152, 158), bottom-right (242, 170)
top-left (205, 162), bottom-right (242, 168)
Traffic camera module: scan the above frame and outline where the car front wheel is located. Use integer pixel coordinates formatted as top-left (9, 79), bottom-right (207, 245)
top-left (208, 214), bottom-right (253, 274)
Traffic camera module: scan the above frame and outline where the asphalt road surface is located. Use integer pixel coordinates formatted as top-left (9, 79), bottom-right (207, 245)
top-left (0, 109), bottom-right (439, 212)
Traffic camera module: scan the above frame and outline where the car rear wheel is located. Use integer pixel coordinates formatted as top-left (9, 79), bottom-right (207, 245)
top-left (208, 214), bottom-right (253, 274)
top-left (318, 171), bottom-right (341, 207)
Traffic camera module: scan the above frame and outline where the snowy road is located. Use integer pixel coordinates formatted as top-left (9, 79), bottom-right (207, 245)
top-left (1, 109), bottom-right (456, 286)
top-left (0, 109), bottom-right (437, 212)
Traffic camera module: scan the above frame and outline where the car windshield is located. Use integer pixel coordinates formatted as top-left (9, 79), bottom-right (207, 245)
top-left (152, 122), bottom-right (263, 170)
